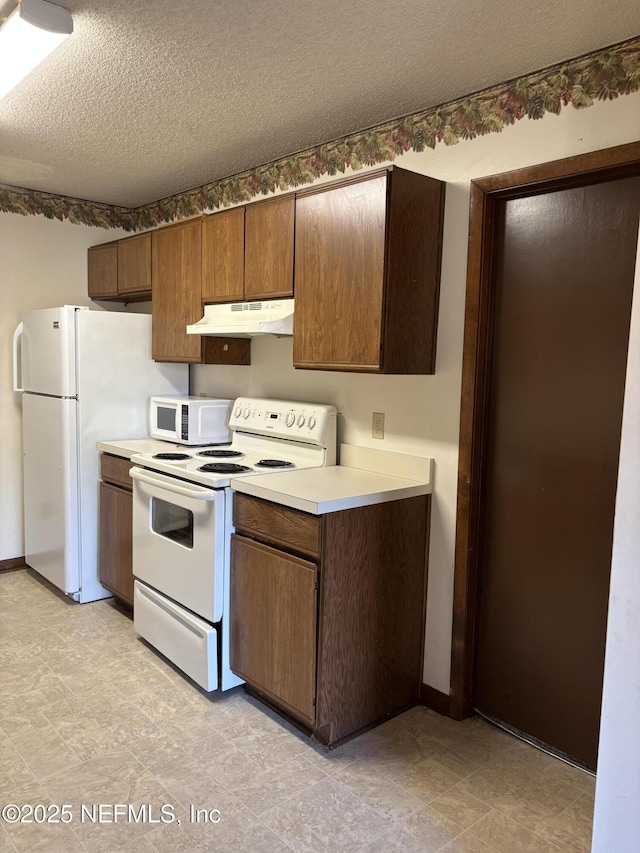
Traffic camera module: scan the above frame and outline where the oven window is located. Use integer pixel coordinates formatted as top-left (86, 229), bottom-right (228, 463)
top-left (151, 498), bottom-right (193, 548)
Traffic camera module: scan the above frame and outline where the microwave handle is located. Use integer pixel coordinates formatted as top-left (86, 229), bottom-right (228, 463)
top-left (130, 466), bottom-right (218, 501)
top-left (12, 322), bottom-right (24, 392)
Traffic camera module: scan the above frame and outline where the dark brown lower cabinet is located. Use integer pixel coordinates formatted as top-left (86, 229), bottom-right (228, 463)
top-left (230, 492), bottom-right (430, 747)
top-left (230, 537), bottom-right (317, 725)
top-left (98, 454), bottom-right (134, 606)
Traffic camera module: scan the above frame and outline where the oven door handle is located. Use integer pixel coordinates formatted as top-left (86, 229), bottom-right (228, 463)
top-left (130, 466), bottom-right (218, 501)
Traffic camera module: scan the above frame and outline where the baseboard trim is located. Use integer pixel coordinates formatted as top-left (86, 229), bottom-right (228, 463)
top-left (0, 557), bottom-right (27, 574)
top-left (420, 683), bottom-right (451, 716)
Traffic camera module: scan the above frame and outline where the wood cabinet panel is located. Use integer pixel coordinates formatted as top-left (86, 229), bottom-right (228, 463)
top-left (293, 167), bottom-right (445, 374)
top-left (382, 167), bottom-right (445, 373)
top-left (117, 233), bottom-right (152, 295)
top-left (230, 491), bottom-right (430, 747)
top-left (244, 196), bottom-right (295, 299)
top-left (230, 534), bottom-right (317, 725)
top-left (233, 493), bottom-right (321, 559)
top-left (151, 218), bottom-right (204, 362)
top-left (202, 208), bottom-right (245, 303)
top-left (98, 481), bottom-right (133, 605)
top-left (315, 496), bottom-right (428, 745)
top-left (88, 243), bottom-right (118, 298)
top-left (100, 454), bottom-right (132, 491)
top-left (294, 174), bottom-right (386, 370)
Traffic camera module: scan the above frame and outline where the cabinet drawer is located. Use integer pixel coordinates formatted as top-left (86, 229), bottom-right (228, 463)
top-left (100, 454), bottom-right (133, 490)
top-left (233, 493), bottom-right (321, 559)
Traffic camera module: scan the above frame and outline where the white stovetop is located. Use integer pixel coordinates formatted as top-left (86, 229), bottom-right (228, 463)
top-left (230, 444), bottom-right (433, 515)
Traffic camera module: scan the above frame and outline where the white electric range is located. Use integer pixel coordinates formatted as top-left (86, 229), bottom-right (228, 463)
top-left (129, 396), bottom-right (337, 692)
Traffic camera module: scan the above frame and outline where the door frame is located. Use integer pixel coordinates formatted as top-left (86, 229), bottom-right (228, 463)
top-left (449, 140), bottom-right (640, 721)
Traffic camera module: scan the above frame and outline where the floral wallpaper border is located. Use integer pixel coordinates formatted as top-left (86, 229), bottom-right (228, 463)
top-left (1, 35), bottom-right (639, 231)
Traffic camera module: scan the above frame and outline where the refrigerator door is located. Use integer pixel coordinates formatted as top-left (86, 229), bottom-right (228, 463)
top-left (74, 310), bottom-right (188, 603)
top-left (23, 393), bottom-right (80, 596)
top-left (21, 305), bottom-right (85, 397)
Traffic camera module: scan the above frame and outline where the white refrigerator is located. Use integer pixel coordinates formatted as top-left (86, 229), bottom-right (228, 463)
top-left (12, 305), bottom-right (188, 603)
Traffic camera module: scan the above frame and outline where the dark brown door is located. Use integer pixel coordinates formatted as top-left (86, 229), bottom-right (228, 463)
top-left (151, 219), bottom-right (203, 363)
top-left (229, 534), bottom-right (318, 725)
top-left (475, 177), bottom-right (640, 769)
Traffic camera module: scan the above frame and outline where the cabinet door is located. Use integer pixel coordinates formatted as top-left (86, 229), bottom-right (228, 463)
top-left (152, 219), bottom-right (204, 362)
top-left (98, 481), bottom-right (133, 605)
top-left (88, 243), bottom-right (118, 299)
top-left (118, 233), bottom-right (152, 295)
top-left (230, 534), bottom-right (317, 725)
top-left (293, 174), bottom-right (387, 370)
top-left (244, 196), bottom-right (295, 300)
top-left (202, 208), bottom-right (245, 303)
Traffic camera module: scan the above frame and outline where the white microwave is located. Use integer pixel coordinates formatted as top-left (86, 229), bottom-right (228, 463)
top-left (149, 396), bottom-right (233, 445)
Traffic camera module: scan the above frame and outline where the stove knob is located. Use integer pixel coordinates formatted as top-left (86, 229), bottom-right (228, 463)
top-left (285, 411), bottom-right (295, 427)
top-left (242, 406), bottom-right (250, 419)
top-left (234, 406), bottom-right (242, 418)
top-left (296, 414), bottom-right (305, 427)
top-left (308, 415), bottom-right (317, 430)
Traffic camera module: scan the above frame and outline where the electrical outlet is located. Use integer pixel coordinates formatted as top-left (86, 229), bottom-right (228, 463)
top-left (372, 412), bottom-right (385, 440)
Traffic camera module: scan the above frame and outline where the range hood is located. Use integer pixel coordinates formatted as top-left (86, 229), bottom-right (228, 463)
top-left (186, 298), bottom-right (294, 337)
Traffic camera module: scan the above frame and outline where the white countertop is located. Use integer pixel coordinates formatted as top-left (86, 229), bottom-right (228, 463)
top-left (230, 465), bottom-right (432, 514)
top-left (231, 444), bottom-right (433, 515)
top-left (96, 438), bottom-right (182, 459)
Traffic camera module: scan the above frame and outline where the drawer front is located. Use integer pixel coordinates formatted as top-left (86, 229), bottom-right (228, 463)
top-left (100, 454), bottom-right (133, 490)
top-left (134, 581), bottom-right (218, 691)
top-left (233, 493), bottom-right (321, 559)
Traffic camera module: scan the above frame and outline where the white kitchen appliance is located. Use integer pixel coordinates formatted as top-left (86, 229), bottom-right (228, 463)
top-left (129, 396), bottom-right (337, 692)
top-left (149, 395), bottom-right (233, 445)
top-left (12, 305), bottom-right (188, 603)
top-left (186, 298), bottom-right (294, 337)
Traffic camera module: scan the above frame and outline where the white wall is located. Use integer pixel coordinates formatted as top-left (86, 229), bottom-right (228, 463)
top-left (591, 229), bottom-right (640, 852)
top-left (192, 91), bottom-right (640, 693)
top-left (0, 214), bottom-right (129, 561)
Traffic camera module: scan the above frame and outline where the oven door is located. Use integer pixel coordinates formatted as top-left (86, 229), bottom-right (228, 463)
top-left (130, 466), bottom-right (225, 623)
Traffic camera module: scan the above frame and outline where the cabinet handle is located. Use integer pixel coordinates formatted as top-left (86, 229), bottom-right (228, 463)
top-left (130, 466), bottom-right (218, 500)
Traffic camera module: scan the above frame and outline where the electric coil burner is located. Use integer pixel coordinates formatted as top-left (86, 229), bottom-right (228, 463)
top-left (197, 449), bottom-right (243, 458)
top-left (129, 396), bottom-right (338, 695)
top-left (152, 452), bottom-right (192, 460)
top-left (198, 463), bottom-right (252, 474)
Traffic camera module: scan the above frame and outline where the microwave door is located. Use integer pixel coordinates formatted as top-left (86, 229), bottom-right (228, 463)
top-left (156, 402), bottom-right (178, 434)
top-left (152, 400), bottom-right (182, 442)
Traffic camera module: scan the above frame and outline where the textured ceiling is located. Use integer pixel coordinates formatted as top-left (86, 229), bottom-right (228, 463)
top-left (0, 0), bottom-right (638, 207)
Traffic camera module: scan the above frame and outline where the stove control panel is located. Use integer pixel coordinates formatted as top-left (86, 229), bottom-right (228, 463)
top-left (229, 397), bottom-right (337, 447)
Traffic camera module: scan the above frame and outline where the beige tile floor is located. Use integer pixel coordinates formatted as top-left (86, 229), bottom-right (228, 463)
top-left (0, 569), bottom-right (596, 853)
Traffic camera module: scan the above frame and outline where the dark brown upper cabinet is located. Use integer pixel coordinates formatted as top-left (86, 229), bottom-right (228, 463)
top-left (202, 196), bottom-right (295, 303)
top-left (88, 241), bottom-right (118, 299)
top-left (152, 218), bottom-right (204, 362)
top-left (201, 208), bottom-right (245, 303)
top-left (151, 218), bottom-right (251, 365)
top-left (117, 233), bottom-right (152, 296)
top-left (293, 167), bottom-right (445, 374)
top-left (244, 196), bottom-right (295, 300)
top-left (88, 233), bottom-right (152, 301)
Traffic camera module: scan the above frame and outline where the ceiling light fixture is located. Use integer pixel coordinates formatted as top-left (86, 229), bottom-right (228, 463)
top-left (0, 0), bottom-right (73, 102)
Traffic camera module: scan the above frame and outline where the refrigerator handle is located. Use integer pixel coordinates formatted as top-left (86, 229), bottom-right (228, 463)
top-left (12, 322), bottom-right (23, 392)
